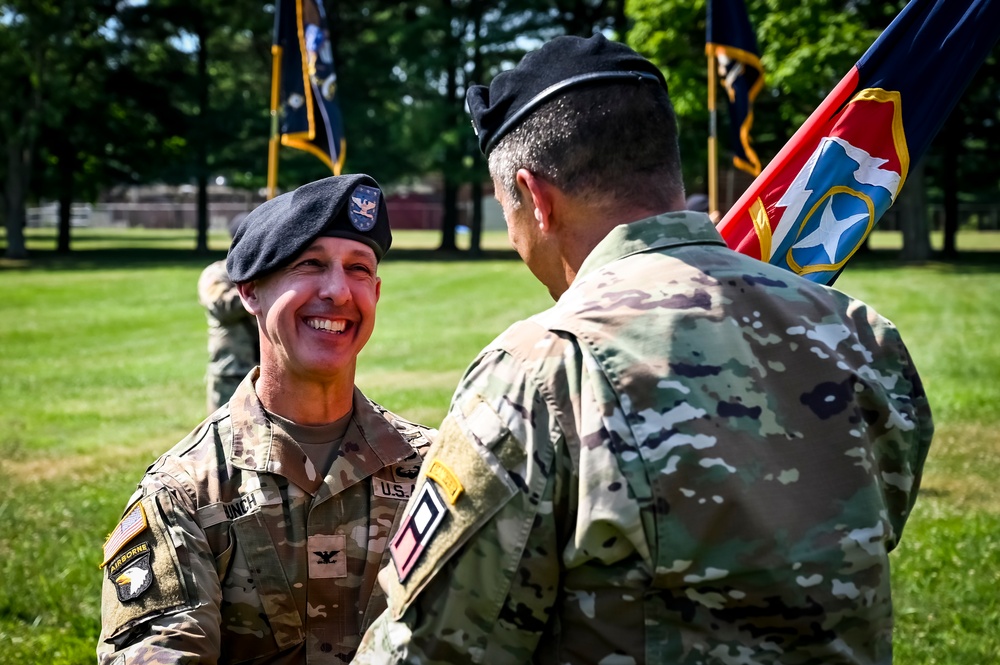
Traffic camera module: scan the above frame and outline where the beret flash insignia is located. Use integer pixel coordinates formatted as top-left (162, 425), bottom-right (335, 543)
top-left (349, 185), bottom-right (381, 232)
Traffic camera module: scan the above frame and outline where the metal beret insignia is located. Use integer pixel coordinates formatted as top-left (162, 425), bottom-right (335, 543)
top-left (349, 184), bottom-right (381, 232)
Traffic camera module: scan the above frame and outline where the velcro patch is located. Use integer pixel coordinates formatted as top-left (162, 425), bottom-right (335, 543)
top-left (220, 488), bottom-right (267, 520)
top-left (389, 481), bottom-right (447, 582)
top-left (425, 460), bottom-right (464, 504)
top-left (308, 534), bottom-right (348, 579)
top-left (373, 478), bottom-right (414, 501)
top-left (101, 502), bottom-right (148, 568)
top-left (110, 550), bottom-right (154, 602)
top-left (391, 460), bottom-right (422, 483)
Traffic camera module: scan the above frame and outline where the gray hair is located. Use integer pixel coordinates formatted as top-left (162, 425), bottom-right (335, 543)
top-left (487, 82), bottom-right (684, 210)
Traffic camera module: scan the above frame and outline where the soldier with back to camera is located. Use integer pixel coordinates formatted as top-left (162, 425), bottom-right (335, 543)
top-left (356, 34), bottom-right (933, 665)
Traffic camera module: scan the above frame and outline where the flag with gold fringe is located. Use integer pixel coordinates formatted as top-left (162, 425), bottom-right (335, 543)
top-left (274, 0), bottom-right (345, 174)
top-left (707, 0), bottom-right (764, 176)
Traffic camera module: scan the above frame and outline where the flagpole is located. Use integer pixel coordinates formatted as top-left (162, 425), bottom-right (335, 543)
top-left (708, 50), bottom-right (718, 218)
top-left (266, 0), bottom-right (283, 201)
top-left (706, 0), bottom-right (719, 218)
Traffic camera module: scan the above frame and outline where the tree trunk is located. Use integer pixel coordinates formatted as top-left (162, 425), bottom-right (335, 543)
top-left (4, 138), bottom-right (28, 260)
top-left (57, 186), bottom-right (73, 254)
top-left (57, 139), bottom-right (77, 254)
top-left (195, 23), bottom-right (210, 254)
top-left (437, 0), bottom-right (459, 252)
top-left (468, 3), bottom-right (484, 258)
top-left (941, 118), bottom-right (960, 259)
top-left (469, 179), bottom-right (483, 258)
top-left (439, 181), bottom-right (459, 251)
top-left (899, 159), bottom-right (932, 262)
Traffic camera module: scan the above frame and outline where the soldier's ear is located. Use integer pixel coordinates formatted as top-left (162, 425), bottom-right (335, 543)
top-left (236, 281), bottom-right (261, 316)
top-left (517, 169), bottom-right (554, 233)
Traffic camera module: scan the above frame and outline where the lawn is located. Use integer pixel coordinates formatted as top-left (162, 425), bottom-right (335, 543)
top-left (1, 226), bottom-right (998, 663)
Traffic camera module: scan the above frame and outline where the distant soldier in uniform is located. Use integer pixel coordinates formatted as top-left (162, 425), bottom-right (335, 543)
top-left (98, 175), bottom-right (435, 664)
top-left (197, 213), bottom-right (260, 413)
top-left (356, 35), bottom-right (934, 664)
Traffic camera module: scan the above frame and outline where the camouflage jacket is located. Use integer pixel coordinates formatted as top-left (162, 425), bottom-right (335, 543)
top-left (356, 212), bottom-right (934, 664)
top-left (198, 260), bottom-right (259, 380)
top-left (98, 371), bottom-right (434, 665)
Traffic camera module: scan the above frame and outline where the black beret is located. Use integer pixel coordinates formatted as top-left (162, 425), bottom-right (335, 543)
top-left (466, 34), bottom-right (667, 156)
top-left (227, 174), bottom-right (391, 283)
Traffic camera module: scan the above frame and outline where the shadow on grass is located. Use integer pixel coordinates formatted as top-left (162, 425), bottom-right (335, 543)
top-left (1, 245), bottom-right (526, 272)
top-left (822, 249), bottom-right (1000, 276)
top-left (4, 235), bottom-right (999, 273)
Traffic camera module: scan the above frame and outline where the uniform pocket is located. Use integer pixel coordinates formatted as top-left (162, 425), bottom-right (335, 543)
top-left (226, 512), bottom-right (305, 652)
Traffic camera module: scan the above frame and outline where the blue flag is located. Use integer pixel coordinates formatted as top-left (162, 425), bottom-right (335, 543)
top-left (719, 0), bottom-right (1000, 285)
top-left (274, 0), bottom-right (345, 174)
top-left (707, 0), bottom-right (764, 176)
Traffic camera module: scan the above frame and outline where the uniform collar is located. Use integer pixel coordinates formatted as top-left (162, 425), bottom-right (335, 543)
top-left (574, 211), bottom-right (726, 283)
top-left (227, 371), bottom-right (414, 494)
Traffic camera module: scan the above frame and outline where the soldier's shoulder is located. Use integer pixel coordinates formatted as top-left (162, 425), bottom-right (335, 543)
top-left (138, 412), bottom-right (230, 493)
top-left (370, 402), bottom-right (437, 456)
top-left (486, 313), bottom-right (577, 360)
top-left (162, 412), bottom-right (225, 459)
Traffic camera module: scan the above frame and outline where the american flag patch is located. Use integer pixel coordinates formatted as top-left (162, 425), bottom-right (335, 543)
top-left (389, 480), bottom-right (447, 582)
top-left (101, 502), bottom-right (148, 568)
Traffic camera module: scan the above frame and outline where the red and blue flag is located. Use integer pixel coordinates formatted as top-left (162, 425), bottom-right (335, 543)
top-left (717, 0), bottom-right (1000, 284)
top-left (274, 0), bottom-right (346, 174)
top-left (707, 0), bottom-right (764, 176)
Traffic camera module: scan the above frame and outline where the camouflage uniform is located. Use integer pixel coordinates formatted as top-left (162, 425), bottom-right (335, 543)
top-left (198, 259), bottom-right (260, 413)
top-left (98, 371), bottom-right (434, 665)
top-left (356, 212), bottom-right (933, 664)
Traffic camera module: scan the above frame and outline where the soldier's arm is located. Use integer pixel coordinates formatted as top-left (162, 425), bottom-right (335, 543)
top-left (849, 301), bottom-right (934, 546)
top-left (98, 472), bottom-right (223, 665)
top-left (356, 331), bottom-right (575, 664)
top-left (198, 262), bottom-right (247, 324)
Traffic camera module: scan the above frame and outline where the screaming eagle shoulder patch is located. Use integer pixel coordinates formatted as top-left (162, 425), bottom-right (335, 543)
top-left (107, 543), bottom-right (154, 602)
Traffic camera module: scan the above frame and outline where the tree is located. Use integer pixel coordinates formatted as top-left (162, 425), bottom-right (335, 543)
top-left (114, 0), bottom-right (272, 253)
top-left (4, 0), bottom-right (992, 263)
top-left (28, 0), bottom-right (121, 253)
top-left (629, 0), bottom-right (1000, 263)
top-left (0, 1), bottom-right (121, 258)
top-left (927, 50), bottom-right (1000, 258)
top-left (628, 0), bottom-right (894, 194)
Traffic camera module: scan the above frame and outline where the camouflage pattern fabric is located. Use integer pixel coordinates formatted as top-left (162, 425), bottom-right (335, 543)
top-left (198, 260), bottom-right (260, 413)
top-left (355, 212), bottom-right (934, 664)
top-left (98, 371), bottom-right (435, 665)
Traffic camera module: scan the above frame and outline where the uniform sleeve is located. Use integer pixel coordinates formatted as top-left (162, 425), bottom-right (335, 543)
top-left (97, 469), bottom-right (223, 665)
top-left (198, 261), bottom-right (247, 325)
top-left (857, 304), bottom-right (935, 545)
top-left (355, 339), bottom-right (574, 664)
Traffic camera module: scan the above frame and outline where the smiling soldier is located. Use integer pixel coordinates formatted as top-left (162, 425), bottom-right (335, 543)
top-left (98, 174), bottom-right (435, 665)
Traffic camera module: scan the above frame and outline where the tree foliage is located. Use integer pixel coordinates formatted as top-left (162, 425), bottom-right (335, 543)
top-left (628, 0), bottom-right (995, 257)
top-left (0, 0), bottom-right (995, 259)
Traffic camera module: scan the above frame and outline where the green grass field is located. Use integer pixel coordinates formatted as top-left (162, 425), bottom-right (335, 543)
top-left (1, 227), bottom-right (998, 663)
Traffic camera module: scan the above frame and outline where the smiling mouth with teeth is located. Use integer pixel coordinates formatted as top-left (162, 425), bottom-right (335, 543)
top-left (306, 318), bottom-right (348, 334)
